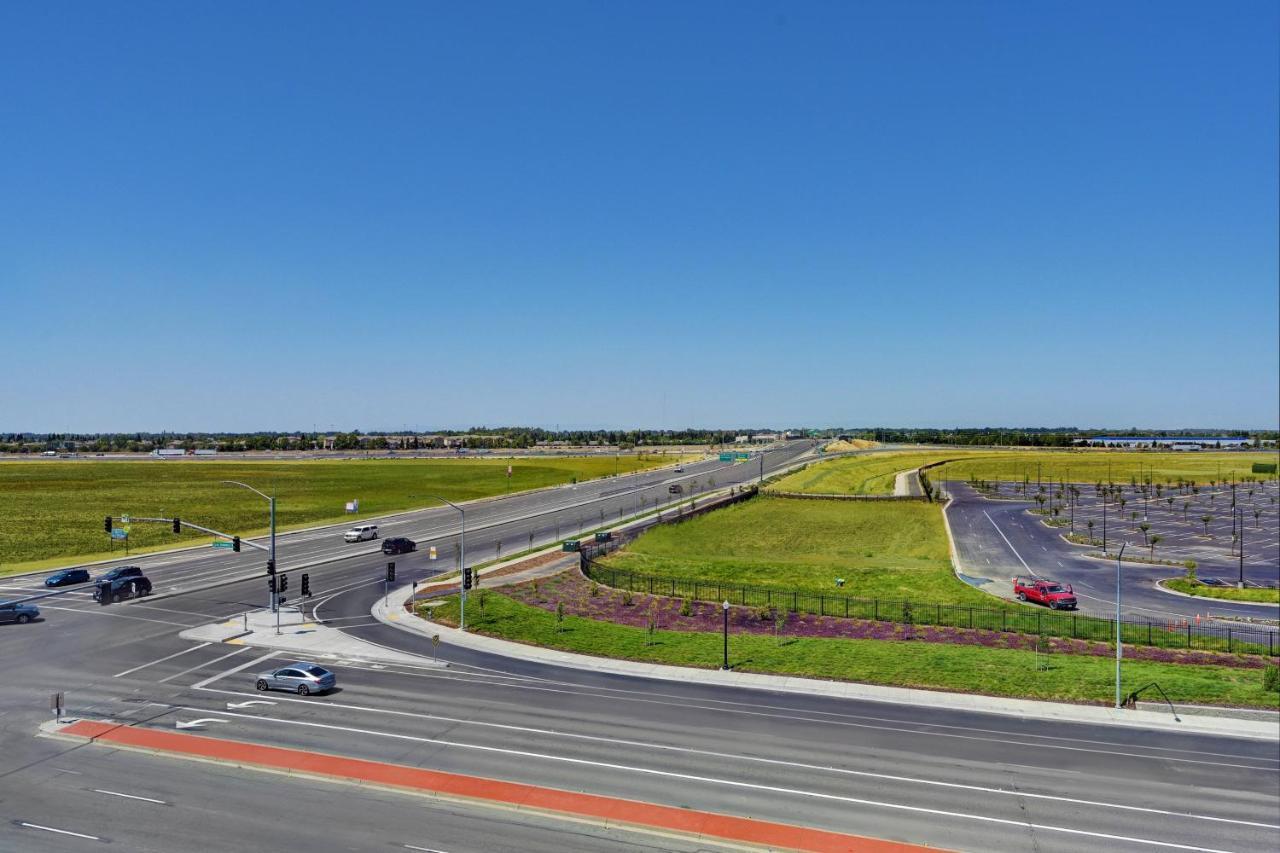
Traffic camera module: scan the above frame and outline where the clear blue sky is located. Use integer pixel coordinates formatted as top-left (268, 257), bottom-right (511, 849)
top-left (3, 1), bottom-right (1277, 432)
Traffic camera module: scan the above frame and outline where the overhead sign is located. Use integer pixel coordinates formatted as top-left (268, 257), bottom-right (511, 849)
top-left (121, 515), bottom-right (131, 524)
top-left (719, 453), bottom-right (734, 461)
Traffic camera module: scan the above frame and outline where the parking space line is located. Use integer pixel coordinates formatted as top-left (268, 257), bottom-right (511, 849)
top-left (93, 788), bottom-right (167, 805)
top-left (19, 822), bottom-right (101, 841)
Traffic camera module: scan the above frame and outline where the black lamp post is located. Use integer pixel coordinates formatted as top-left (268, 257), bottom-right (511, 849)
top-left (721, 600), bottom-right (730, 670)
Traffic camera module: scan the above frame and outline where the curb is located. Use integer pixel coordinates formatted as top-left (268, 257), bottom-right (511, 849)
top-left (1152, 578), bottom-right (1280, 609)
top-left (372, 580), bottom-right (1280, 741)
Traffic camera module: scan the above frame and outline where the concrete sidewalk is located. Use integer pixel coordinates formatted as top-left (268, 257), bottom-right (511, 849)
top-left (372, 580), bottom-right (1280, 741)
top-left (181, 607), bottom-right (443, 667)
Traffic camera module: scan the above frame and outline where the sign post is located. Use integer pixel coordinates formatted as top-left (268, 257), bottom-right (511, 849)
top-left (50, 692), bottom-right (63, 722)
top-left (431, 634), bottom-right (441, 664)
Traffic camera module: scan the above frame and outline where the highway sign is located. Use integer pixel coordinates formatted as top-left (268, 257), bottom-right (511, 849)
top-left (719, 452), bottom-right (734, 461)
top-left (110, 528), bottom-right (128, 540)
top-left (211, 540), bottom-right (234, 549)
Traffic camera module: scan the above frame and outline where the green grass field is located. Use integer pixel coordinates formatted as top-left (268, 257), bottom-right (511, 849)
top-left (774, 449), bottom-right (1277, 495)
top-left (426, 593), bottom-right (1279, 708)
top-left (0, 454), bottom-right (679, 573)
top-left (771, 450), bottom-right (990, 494)
top-left (1163, 577), bottom-right (1280, 605)
top-left (601, 495), bottom-right (992, 605)
top-left (936, 450), bottom-right (1277, 487)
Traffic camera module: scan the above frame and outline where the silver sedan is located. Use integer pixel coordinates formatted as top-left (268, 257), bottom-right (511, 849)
top-left (254, 663), bottom-right (336, 696)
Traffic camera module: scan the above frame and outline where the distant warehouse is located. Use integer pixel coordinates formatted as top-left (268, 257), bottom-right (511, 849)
top-left (1077, 436), bottom-right (1252, 450)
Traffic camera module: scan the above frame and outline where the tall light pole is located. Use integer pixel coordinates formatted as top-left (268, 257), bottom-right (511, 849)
top-left (224, 481), bottom-right (276, 612)
top-left (415, 494), bottom-right (467, 630)
top-left (721, 600), bottom-right (730, 670)
top-left (1115, 542), bottom-right (1126, 709)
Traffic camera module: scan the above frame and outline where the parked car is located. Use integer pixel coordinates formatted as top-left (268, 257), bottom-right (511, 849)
top-left (1013, 576), bottom-right (1078, 610)
top-left (0, 601), bottom-right (40, 624)
top-left (343, 524), bottom-right (379, 542)
top-left (45, 569), bottom-right (91, 587)
top-left (93, 573), bottom-right (152, 603)
top-left (381, 537), bottom-right (416, 555)
top-left (255, 662), bottom-right (336, 696)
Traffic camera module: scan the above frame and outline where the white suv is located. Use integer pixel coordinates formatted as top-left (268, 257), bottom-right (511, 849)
top-left (343, 524), bottom-right (378, 542)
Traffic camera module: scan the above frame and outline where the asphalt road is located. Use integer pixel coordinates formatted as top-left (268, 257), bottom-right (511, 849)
top-left (2, 443), bottom-right (1278, 852)
top-left (944, 482), bottom-right (1279, 625)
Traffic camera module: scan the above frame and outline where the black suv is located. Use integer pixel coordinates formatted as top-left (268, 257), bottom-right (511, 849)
top-left (381, 537), bottom-right (416, 555)
top-left (93, 567), bottom-right (151, 603)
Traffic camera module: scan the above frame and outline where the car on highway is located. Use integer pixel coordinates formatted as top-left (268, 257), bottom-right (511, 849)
top-left (44, 568), bottom-right (91, 587)
top-left (668, 484), bottom-right (683, 494)
top-left (344, 524), bottom-right (379, 542)
top-left (1013, 576), bottom-right (1078, 610)
top-left (381, 536), bottom-right (416, 555)
top-left (255, 662), bottom-right (336, 696)
top-left (674, 466), bottom-right (684, 473)
top-left (93, 568), bottom-right (152, 603)
top-left (0, 601), bottom-right (40, 624)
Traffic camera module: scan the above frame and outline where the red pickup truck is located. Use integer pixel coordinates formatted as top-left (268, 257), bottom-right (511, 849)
top-left (1013, 577), bottom-right (1078, 610)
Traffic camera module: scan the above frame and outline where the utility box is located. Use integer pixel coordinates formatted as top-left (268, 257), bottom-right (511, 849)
top-left (562, 540), bottom-right (581, 552)
top-left (594, 531), bottom-right (612, 543)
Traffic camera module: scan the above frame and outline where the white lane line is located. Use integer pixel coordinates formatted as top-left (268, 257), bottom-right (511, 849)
top-left (93, 789), bottom-right (167, 805)
top-left (200, 709), bottom-right (1243, 852)
top-left (404, 846), bottom-right (449, 853)
top-left (157, 647), bottom-right (250, 684)
top-left (183, 692), bottom-right (1278, 829)
top-left (984, 511), bottom-right (1034, 573)
top-left (190, 650), bottom-right (280, 690)
top-left (114, 643), bottom-right (212, 678)
top-left (36, 605), bottom-right (195, 627)
top-left (19, 822), bottom-right (101, 840)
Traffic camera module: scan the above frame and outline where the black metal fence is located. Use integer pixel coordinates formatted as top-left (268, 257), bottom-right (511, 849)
top-left (579, 560), bottom-right (1278, 658)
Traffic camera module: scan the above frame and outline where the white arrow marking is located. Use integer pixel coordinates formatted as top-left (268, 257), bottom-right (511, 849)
top-left (175, 718), bottom-right (226, 730)
top-left (226, 700), bottom-right (276, 710)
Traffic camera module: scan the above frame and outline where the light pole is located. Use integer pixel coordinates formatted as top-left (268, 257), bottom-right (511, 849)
top-left (721, 600), bottom-right (730, 670)
top-left (1115, 542), bottom-right (1126, 709)
top-left (224, 481), bottom-right (276, 612)
top-left (414, 494), bottom-right (467, 630)
top-left (1238, 506), bottom-right (1245, 589)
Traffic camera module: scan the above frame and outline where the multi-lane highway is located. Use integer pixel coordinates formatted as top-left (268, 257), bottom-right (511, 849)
top-left (2, 443), bottom-right (1278, 852)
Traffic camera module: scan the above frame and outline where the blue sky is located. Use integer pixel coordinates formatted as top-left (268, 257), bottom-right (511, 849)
top-left (3, 1), bottom-right (1277, 432)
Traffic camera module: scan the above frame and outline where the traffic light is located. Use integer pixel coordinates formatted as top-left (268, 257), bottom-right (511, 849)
top-left (386, 562), bottom-right (396, 583)
top-left (172, 517), bottom-right (181, 534)
top-left (232, 536), bottom-right (241, 552)
top-left (279, 573), bottom-right (288, 593)
top-left (104, 516), bottom-right (113, 534)
top-left (462, 566), bottom-right (472, 590)
top-left (268, 575), bottom-right (276, 594)
top-left (266, 559), bottom-right (276, 575)
top-left (301, 573), bottom-right (311, 597)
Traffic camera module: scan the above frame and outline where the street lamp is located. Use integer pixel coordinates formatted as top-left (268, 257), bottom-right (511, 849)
top-left (414, 494), bottom-right (467, 630)
top-left (721, 600), bottom-right (730, 670)
top-left (223, 481), bottom-right (276, 612)
top-left (1115, 542), bottom-right (1127, 709)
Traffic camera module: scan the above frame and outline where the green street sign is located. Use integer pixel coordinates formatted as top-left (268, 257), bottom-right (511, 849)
top-left (212, 540), bottom-right (234, 549)
top-left (719, 452), bottom-right (734, 461)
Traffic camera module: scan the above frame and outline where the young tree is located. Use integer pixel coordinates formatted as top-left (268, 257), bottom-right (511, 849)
top-left (1201, 515), bottom-right (1212, 536)
top-left (1148, 534), bottom-right (1161, 560)
top-left (1139, 522), bottom-right (1150, 544)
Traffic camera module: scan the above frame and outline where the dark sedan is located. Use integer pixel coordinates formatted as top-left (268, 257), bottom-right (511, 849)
top-left (45, 569), bottom-right (91, 587)
top-left (381, 537), bottom-right (416, 555)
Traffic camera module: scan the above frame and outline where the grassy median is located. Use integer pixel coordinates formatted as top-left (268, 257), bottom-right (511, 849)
top-left (600, 496), bottom-right (993, 606)
top-left (426, 593), bottom-right (1279, 708)
top-left (771, 451), bottom-right (989, 494)
top-left (0, 454), bottom-right (679, 573)
top-left (1163, 577), bottom-right (1280, 605)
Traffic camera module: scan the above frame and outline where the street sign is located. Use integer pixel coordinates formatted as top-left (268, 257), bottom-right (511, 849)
top-left (110, 529), bottom-right (128, 540)
top-left (121, 515), bottom-right (131, 524)
top-left (211, 540), bottom-right (234, 549)
top-left (719, 452), bottom-right (734, 461)
top-left (429, 545), bottom-right (438, 560)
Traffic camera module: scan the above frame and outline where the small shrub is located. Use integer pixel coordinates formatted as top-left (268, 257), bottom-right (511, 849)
top-left (622, 590), bottom-right (634, 607)
top-left (1184, 560), bottom-right (1197, 582)
top-left (1264, 665), bottom-right (1279, 693)
top-left (589, 581), bottom-right (599, 597)
top-left (679, 598), bottom-right (692, 617)
top-left (555, 601), bottom-right (565, 631)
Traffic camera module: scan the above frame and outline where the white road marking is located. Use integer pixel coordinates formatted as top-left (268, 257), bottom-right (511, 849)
top-left (157, 647), bottom-right (249, 684)
top-left (113, 643), bottom-right (211, 678)
top-left (983, 511), bottom-right (1034, 573)
top-left (93, 788), bottom-right (167, 805)
top-left (404, 846), bottom-right (449, 853)
top-left (190, 650), bottom-right (279, 689)
top-left (19, 822), bottom-right (100, 840)
top-left (36, 605), bottom-right (193, 627)
top-left (198, 709), bottom-right (1246, 852)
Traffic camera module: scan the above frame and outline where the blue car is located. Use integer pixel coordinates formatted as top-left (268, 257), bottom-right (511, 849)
top-left (0, 602), bottom-right (40, 624)
top-left (45, 569), bottom-right (91, 587)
